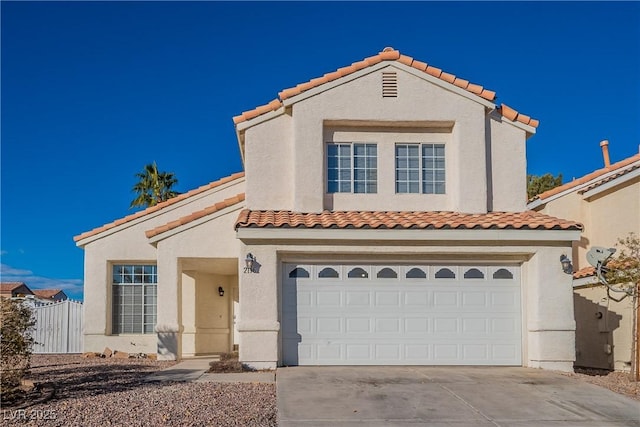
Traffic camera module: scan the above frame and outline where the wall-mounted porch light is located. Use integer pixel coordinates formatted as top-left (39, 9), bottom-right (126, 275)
top-left (244, 253), bottom-right (256, 273)
top-left (560, 254), bottom-right (573, 275)
top-left (218, 286), bottom-right (224, 297)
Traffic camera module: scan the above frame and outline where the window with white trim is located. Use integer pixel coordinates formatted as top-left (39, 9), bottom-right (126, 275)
top-left (112, 264), bottom-right (157, 334)
top-left (327, 143), bottom-right (377, 193)
top-left (395, 143), bottom-right (445, 194)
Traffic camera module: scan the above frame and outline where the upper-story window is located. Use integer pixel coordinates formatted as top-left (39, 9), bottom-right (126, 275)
top-left (327, 143), bottom-right (377, 193)
top-left (395, 143), bottom-right (445, 194)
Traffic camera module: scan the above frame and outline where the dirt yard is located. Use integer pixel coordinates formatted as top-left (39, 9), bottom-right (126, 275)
top-left (1, 354), bottom-right (277, 426)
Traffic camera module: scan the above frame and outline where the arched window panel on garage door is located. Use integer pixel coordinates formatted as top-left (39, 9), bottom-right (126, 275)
top-left (318, 267), bottom-right (340, 279)
top-left (405, 267), bottom-right (427, 279)
top-left (288, 266), bottom-right (311, 278)
top-left (347, 267), bottom-right (369, 279)
top-left (463, 268), bottom-right (486, 279)
top-left (492, 268), bottom-right (514, 280)
top-left (376, 267), bottom-right (398, 279)
top-left (434, 267), bottom-right (457, 279)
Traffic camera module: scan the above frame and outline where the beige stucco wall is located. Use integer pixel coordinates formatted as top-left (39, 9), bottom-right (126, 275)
top-left (489, 116), bottom-right (527, 212)
top-left (80, 178), bottom-right (244, 356)
top-left (237, 234), bottom-right (577, 371)
top-left (243, 64), bottom-right (528, 214)
top-left (537, 177), bottom-right (639, 271)
top-left (585, 179), bottom-right (640, 265)
top-left (574, 285), bottom-right (634, 371)
top-left (536, 174), bottom-right (639, 371)
top-left (244, 114), bottom-right (293, 210)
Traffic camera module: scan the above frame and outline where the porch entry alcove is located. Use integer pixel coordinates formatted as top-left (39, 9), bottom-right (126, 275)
top-left (180, 257), bottom-right (239, 357)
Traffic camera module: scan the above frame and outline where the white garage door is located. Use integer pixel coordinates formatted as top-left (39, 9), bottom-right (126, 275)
top-left (282, 264), bottom-right (521, 366)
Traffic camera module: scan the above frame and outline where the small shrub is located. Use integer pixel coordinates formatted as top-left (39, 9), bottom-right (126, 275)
top-left (1, 299), bottom-right (36, 394)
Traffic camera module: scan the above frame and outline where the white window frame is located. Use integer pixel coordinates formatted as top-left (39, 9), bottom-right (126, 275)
top-left (395, 143), bottom-right (445, 194)
top-left (111, 264), bottom-right (157, 334)
top-left (327, 142), bottom-right (377, 194)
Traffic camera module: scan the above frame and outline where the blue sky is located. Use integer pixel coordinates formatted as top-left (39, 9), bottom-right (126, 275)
top-left (1, 2), bottom-right (639, 301)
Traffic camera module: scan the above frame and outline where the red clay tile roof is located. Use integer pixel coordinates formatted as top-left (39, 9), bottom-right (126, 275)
top-left (146, 193), bottom-right (245, 238)
top-left (235, 210), bottom-right (581, 231)
top-left (579, 161), bottom-right (640, 193)
top-left (573, 266), bottom-right (596, 279)
top-left (74, 172), bottom-right (245, 242)
top-left (532, 152), bottom-right (640, 202)
top-left (32, 289), bottom-right (64, 299)
top-left (1, 282), bottom-right (27, 292)
top-left (497, 104), bottom-right (539, 128)
top-left (233, 47), bottom-right (538, 128)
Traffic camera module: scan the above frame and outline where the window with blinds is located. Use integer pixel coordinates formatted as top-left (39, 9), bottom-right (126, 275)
top-left (112, 264), bottom-right (157, 334)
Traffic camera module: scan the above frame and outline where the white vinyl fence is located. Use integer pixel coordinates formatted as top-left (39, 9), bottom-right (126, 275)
top-left (32, 300), bottom-right (83, 354)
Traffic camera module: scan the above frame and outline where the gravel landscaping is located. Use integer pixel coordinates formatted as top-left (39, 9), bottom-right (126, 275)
top-left (562, 367), bottom-right (639, 401)
top-left (1, 354), bottom-right (276, 426)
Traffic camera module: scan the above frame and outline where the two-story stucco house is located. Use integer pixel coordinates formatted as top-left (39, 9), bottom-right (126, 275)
top-left (75, 47), bottom-right (582, 371)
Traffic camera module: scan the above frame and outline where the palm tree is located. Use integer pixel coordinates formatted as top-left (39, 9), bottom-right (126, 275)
top-left (130, 162), bottom-right (179, 209)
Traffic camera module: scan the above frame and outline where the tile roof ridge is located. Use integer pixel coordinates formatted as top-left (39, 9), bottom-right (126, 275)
top-left (533, 151), bottom-right (640, 202)
top-left (74, 171), bottom-right (245, 242)
top-left (145, 193), bottom-right (245, 239)
top-left (233, 47), bottom-right (539, 127)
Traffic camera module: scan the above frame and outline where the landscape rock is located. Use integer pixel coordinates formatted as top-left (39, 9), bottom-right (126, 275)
top-left (113, 351), bottom-right (130, 359)
top-left (101, 347), bottom-right (113, 358)
top-left (81, 352), bottom-right (98, 358)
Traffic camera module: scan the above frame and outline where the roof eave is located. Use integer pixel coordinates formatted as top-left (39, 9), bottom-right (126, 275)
top-left (75, 176), bottom-right (245, 247)
top-left (147, 202), bottom-right (245, 244)
top-left (236, 227), bottom-right (581, 243)
top-left (580, 166), bottom-right (640, 199)
top-left (527, 160), bottom-right (640, 209)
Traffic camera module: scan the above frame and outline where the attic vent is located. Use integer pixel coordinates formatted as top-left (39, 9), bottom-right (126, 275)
top-left (382, 72), bottom-right (398, 98)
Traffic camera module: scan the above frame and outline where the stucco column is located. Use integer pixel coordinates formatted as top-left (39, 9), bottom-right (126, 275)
top-left (293, 115), bottom-right (324, 213)
top-left (155, 243), bottom-right (181, 360)
top-left (452, 112), bottom-right (487, 213)
top-left (180, 271), bottom-right (197, 357)
top-left (525, 246), bottom-right (576, 371)
top-left (237, 244), bottom-right (280, 369)
top-left (83, 248), bottom-right (108, 336)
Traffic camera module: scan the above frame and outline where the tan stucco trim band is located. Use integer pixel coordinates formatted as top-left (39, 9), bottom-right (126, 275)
top-left (237, 228), bottom-right (581, 243)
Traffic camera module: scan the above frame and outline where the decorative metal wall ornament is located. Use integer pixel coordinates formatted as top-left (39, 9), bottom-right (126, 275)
top-left (244, 253), bottom-right (257, 273)
top-left (560, 254), bottom-right (573, 275)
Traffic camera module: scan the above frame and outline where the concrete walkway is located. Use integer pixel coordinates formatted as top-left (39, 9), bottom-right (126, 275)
top-left (277, 366), bottom-right (640, 426)
top-left (144, 357), bottom-right (275, 383)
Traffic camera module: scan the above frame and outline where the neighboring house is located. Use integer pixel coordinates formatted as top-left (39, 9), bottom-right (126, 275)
top-left (75, 47), bottom-right (582, 371)
top-left (0, 282), bottom-right (35, 299)
top-left (32, 289), bottom-right (68, 303)
top-left (529, 142), bottom-right (640, 372)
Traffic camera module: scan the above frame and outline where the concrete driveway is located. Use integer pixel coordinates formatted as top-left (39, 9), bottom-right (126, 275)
top-left (277, 366), bottom-right (640, 426)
